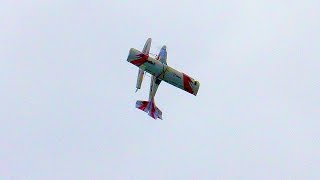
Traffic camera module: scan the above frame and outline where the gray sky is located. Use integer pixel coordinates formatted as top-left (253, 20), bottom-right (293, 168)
top-left (1, 1), bottom-right (319, 179)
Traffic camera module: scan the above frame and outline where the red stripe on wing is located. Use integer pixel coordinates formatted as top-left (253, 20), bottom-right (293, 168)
top-left (182, 73), bottom-right (194, 94)
top-left (130, 54), bottom-right (149, 67)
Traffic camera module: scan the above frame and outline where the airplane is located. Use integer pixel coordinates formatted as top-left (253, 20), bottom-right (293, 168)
top-left (127, 38), bottom-right (200, 120)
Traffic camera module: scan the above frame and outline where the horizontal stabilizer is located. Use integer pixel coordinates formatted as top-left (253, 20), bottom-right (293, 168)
top-left (136, 100), bottom-right (162, 120)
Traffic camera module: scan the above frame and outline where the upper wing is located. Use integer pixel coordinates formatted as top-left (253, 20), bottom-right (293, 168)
top-left (161, 66), bottom-right (200, 96)
top-left (127, 48), bottom-right (200, 96)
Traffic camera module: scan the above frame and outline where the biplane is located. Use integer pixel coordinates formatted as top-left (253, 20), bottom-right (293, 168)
top-left (127, 38), bottom-right (200, 120)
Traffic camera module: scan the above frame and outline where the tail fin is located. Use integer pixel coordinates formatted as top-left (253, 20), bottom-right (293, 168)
top-left (136, 100), bottom-right (162, 120)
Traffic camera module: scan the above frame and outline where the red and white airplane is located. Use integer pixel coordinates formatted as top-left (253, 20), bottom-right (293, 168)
top-left (127, 38), bottom-right (200, 120)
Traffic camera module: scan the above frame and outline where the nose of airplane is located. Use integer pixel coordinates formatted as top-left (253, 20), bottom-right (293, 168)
top-left (162, 45), bottom-right (167, 50)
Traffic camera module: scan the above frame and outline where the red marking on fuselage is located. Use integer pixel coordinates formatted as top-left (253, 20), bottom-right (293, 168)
top-left (131, 53), bottom-right (149, 67)
top-left (182, 73), bottom-right (194, 94)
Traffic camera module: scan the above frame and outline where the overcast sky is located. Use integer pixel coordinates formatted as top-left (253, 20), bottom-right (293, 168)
top-left (1, 1), bottom-right (319, 179)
